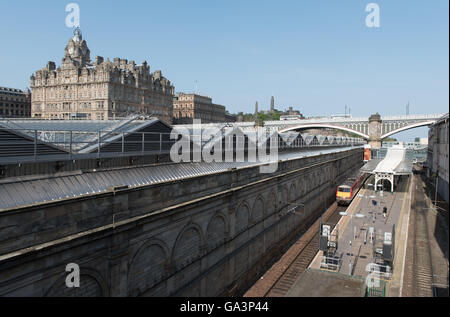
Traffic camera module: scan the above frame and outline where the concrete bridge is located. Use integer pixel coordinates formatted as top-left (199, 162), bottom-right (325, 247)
top-left (263, 113), bottom-right (444, 148)
top-left (0, 147), bottom-right (362, 297)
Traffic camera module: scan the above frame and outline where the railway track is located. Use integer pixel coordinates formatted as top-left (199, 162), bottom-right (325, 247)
top-left (410, 172), bottom-right (435, 297)
top-left (265, 206), bottom-right (345, 297)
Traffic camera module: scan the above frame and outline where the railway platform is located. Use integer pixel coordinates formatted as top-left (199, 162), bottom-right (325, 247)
top-left (298, 174), bottom-right (412, 296)
top-left (244, 165), bottom-right (446, 297)
top-left (285, 269), bottom-right (366, 297)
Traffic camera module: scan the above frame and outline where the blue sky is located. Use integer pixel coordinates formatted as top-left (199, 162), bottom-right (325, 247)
top-left (0, 0), bottom-right (448, 140)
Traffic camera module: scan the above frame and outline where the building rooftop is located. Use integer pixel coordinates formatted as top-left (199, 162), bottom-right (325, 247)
top-left (0, 87), bottom-right (27, 94)
top-left (0, 116), bottom-right (173, 163)
top-left (361, 147), bottom-right (413, 175)
top-left (0, 146), bottom-right (362, 210)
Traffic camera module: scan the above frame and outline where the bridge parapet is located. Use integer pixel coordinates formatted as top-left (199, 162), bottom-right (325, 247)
top-left (263, 113), bottom-right (445, 148)
top-left (265, 113), bottom-right (444, 126)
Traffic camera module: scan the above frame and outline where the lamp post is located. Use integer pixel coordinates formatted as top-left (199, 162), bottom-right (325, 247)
top-left (377, 183), bottom-right (384, 201)
top-left (339, 211), bottom-right (365, 276)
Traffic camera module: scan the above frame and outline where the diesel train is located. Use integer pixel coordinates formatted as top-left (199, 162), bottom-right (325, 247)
top-left (336, 171), bottom-right (369, 206)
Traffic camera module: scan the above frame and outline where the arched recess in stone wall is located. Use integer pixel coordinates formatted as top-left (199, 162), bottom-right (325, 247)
top-left (326, 166), bottom-right (331, 182)
top-left (299, 175), bottom-right (306, 196)
top-left (128, 239), bottom-right (169, 297)
top-left (289, 183), bottom-right (297, 202)
top-left (306, 173), bottom-right (313, 190)
top-left (316, 170), bottom-right (322, 187)
top-left (172, 223), bottom-right (204, 270)
top-left (332, 162), bottom-right (338, 180)
top-left (279, 185), bottom-right (288, 209)
top-left (235, 202), bottom-right (250, 234)
top-left (207, 214), bottom-right (228, 251)
top-left (266, 192), bottom-right (277, 215)
top-left (251, 196), bottom-right (265, 224)
top-left (297, 177), bottom-right (305, 198)
top-left (45, 267), bottom-right (108, 297)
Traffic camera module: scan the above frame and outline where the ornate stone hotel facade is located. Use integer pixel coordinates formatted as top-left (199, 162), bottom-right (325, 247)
top-left (30, 28), bottom-right (175, 123)
top-left (173, 93), bottom-right (228, 124)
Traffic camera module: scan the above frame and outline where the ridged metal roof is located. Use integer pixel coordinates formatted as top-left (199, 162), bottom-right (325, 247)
top-left (374, 148), bottom-right (406, 174)
top-left (361, 148), bottom-right (412, 175)
top-left (0, 146), bottom-right (361, 210)
top-left (0, 117), bottom-right (167, 158)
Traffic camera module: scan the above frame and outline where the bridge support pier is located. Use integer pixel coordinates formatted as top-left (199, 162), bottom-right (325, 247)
top-left (369, 139), bottom-right (382, 148)
top-left (369, 113), bottom-right (382, 149)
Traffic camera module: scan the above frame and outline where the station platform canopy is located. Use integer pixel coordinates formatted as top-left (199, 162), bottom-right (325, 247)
top-left (361, 147), bottom-right (413, 192)
top-left (361, 147), bottom-right (413, 175)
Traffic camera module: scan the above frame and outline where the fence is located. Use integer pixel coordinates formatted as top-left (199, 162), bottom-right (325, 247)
top-left (0, 128), bottom-right (365, 164)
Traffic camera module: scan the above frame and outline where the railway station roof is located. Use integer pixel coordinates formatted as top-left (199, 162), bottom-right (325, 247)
top-left (0, 116), bottom-right (173, 160)
top-left (0, 146), bottom-right (361, 210)
top-left (361, 147), bottom-right (413, 175)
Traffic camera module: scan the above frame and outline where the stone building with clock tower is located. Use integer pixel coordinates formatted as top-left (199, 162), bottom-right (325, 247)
top-left (30, 28), bottom-right (175, 123)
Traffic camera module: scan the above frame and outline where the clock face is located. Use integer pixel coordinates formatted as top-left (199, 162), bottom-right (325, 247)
top-left (68, 47), bottom-right (74, 55)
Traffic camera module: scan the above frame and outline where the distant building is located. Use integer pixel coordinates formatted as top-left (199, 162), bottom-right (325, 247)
top-left (0, 87), bottom-right (31, 118)
top-left (427, 113), bottom-right (449, 203)
top-left (173, 93), bottom-right (227, 124)
top-left (225, 112), bottom-right (237, 123)
top-left (415, 137), bottom-right (428, 145)
top-left (382, 141), bottom-right (401, 148)
top-left (30, 28), bottom-right (174, 123)
top-left (383, 141), bottom-right (427, 150)
top-left (280, 115), bottom-right (303, 121)
top-left (283, 107), bottom-right (304, 118)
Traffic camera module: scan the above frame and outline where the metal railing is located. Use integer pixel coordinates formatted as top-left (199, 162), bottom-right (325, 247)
top-left (264, 114), bottom-right (445, 126)
top-left (0, 128), bottom-right (365, 164)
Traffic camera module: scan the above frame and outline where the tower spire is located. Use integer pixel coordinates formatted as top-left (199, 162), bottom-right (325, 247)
top-left (73, 27), bottom-right (82, 42)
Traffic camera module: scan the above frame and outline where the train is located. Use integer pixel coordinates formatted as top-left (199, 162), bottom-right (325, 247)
top-left (336, 171), bottom-right (369, 206)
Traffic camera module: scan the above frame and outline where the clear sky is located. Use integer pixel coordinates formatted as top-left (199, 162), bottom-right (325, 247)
top-left (0, 0), bottom-right (448, 140)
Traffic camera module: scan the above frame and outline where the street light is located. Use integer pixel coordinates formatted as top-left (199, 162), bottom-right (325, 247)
top-left (339, 211), bottom-right (365, 276)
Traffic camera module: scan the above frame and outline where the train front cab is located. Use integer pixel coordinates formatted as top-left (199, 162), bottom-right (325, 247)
top-left (336, 185), bottom-right (352, 206)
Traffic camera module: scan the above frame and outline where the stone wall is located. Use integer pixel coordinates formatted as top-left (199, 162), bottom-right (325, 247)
top-left (0, 148), bottom-right (363, 296)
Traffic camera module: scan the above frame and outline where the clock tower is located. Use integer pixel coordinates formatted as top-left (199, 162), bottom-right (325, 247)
top-left (63, 27), bottom-right (91, 68)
